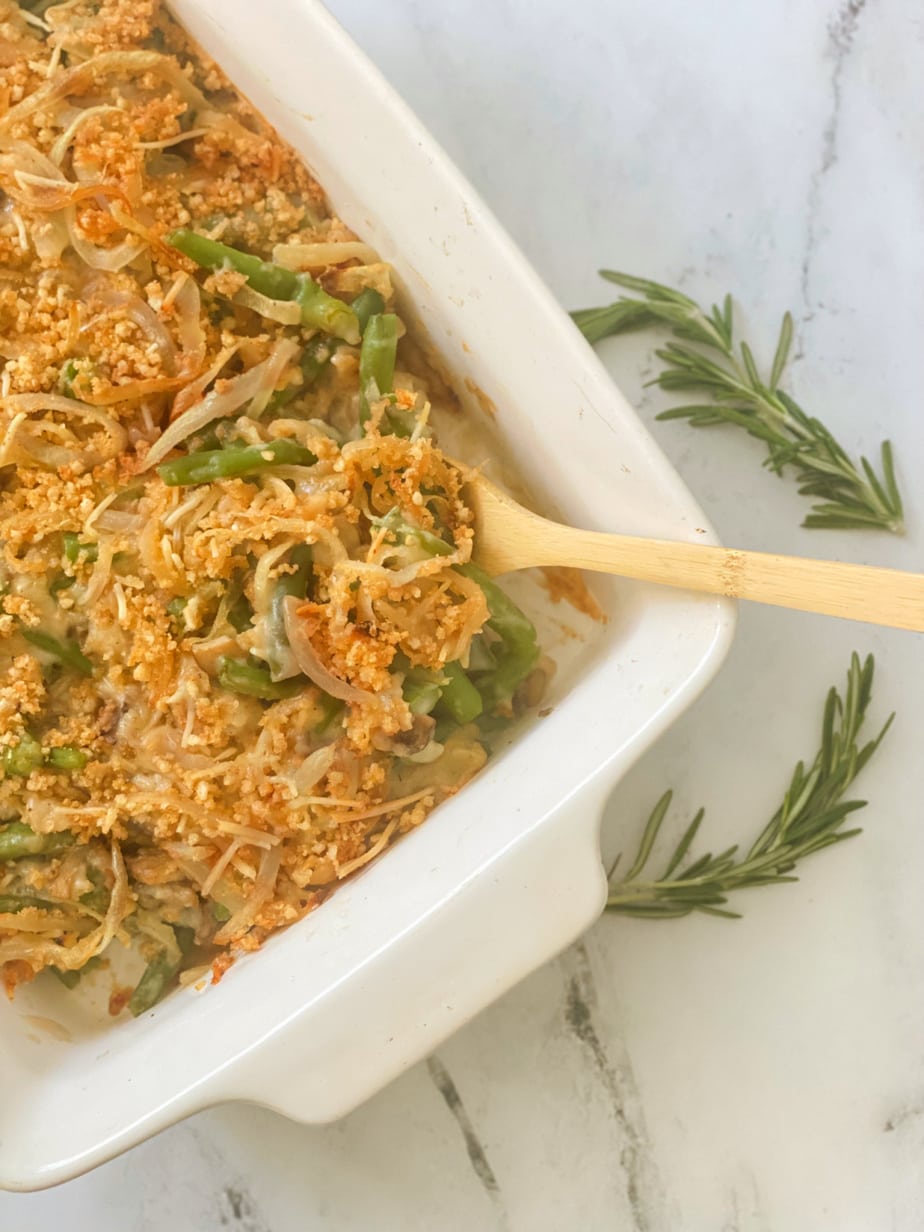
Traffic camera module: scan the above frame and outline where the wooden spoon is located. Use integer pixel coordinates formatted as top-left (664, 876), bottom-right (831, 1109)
top-left (462, 470), bottom-right (924, 632)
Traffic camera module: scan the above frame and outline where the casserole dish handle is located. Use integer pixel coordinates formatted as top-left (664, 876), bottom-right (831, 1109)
top-left (213, 793), bottom-right (610, 1124)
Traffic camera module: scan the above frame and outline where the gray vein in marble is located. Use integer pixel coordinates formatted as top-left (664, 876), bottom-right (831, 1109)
top-left (884, 1103), bottom-right (924, 1133)
top-left (721, 1174), bottom-right (771, 1232)
top-left (425, 1055), bottom-right (509, 1228)
top-left (797, 0), bottom-right (869, 337)
top-left (219, 1185), bottom-right (269, 1232)
top-left (560, 942), bottom-right (665, 1232)
top-left (182, 1126), bottom-right (272, 1232)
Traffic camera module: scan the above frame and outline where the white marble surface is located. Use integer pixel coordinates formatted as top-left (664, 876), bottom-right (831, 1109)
top-left (5, 0), bottom-right (924, 1227)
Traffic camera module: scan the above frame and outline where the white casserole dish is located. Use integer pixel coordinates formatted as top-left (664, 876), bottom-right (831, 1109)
top-left (0, 0), bottom-right (735, 1190)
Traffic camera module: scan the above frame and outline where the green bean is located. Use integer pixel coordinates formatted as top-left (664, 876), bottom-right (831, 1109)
top-left (49, 574), bottom-right (76, 599)
top-left (313, 691), bottom-right (344, 734)
top-left (211, 900), bottom-right (231, 923)
top-left (166, 596), bottom-right (188, 627)
top-left (58, 358), bottom-right (79, 397)
top-left (0, 893), bottom-right (55, 913)
top-left (128, 952), bottom-right (174, 1015)
top-left (265, 544), bottom-right (313, 679)
top-left (266, 338), bottom-right (333, 414)
top-left (373, 508), bottom-right (453, 557)
top-left (437, 660), bottom-right (483, 724)
top-left (276, 544), bottom-right (313, 602)
top-left (46, 746), bottom-right (88, 771)
top-left (62, 532), bottom-right (98, 564)
top-left (22, 628), bottom-right (94, 676)
top-left (167, 229), bottom-right (360, 342)
top-left (52, 956), bottom-right (102, 989)
top-left (351, 287), bottom-right (386, 334)
top-left (2, 736), bottom-right (43, 777)
top-left (217, 655), bottom-right (303, 701)
top-left (372, 509), bottom-right (539, 708)
top-left (458, 563), bottom-right (539, 706)
top-left (358, 313), bottom-right (399, 426)
top-left (158, 439), bottom-right (317, 487)
top-left (402, 667), bottom-right (444, 716)
top-left (227, 590), bottom-right (254, 634)
top-left (0, 820), bottom-right (75, 859)
top-left (53, 966), bottom-right (81, 989)
top-left (128, 925), bottom-right (194, 1016)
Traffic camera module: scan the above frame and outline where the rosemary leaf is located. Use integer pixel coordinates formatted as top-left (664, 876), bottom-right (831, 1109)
top-left (573, 273), bottom-right (904, 533)
top-left (606, 654), bottom-right (892, 919)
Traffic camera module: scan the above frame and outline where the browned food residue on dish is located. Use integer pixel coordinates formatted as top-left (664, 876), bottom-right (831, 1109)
top-left (464, 378), bottom-right (497, 420)
top-left (541, 568), bottom-right (607, 623)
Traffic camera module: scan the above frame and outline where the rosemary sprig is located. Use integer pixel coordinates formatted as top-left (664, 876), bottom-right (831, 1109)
top-left (573, 272), bottom-right (904, 533)
top-left (606, 653), bottom-right (893, 919)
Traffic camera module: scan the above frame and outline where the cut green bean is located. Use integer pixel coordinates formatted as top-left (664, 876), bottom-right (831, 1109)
top-left (128, 951), bottom-right (177, 1016)
top-left (265, 544), bottom-right (313, 679)
top-left (266, 337), bottom-right (333, 414)
top-left (373, 508), bottom-right (453, 557)
top-left (2, 736), bottom-right (43, 777)
top-left (63, 532), bottom-right (98, 564)
top-left (437, 660), bottom-right (483, 724)
top-left (166, 596), bottom-right (188, 628)
top-left (351, 287), bottom-right (386, 334)
top-left (370, 509), bottom-right (536, 705)
top-left (167, 229), bottom-right (360, 342)
top-left (128, 925), bottom-right (194, 1016)
top-left (402, 667), bottom-right (444, 716)
top-left (0, 893), bottom-right (55, 914)
top-left (22, 628), bottom-right (94, 676)
top-left (217, 655), bottom-right (303, 700)
top-left (46, 746), bottom-right (89, 771)
top-left (49, 573), bottom-right (76, 598)
top-left (458, 563), bottom-right (539, 708)
top-left (158, 439), bottom-right (317, 487)
top-left (313, 691), bottom-right (345, 734)
top-left (58, 358), bottom-right (79, 397)
top-left (358, 312), bottom-right (399, 425)
top-left (0, 820), bottom-right (75, 859)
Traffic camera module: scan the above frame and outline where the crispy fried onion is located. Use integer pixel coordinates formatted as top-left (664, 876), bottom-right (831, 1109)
top-left (0, 842), bottom-right (131, 973)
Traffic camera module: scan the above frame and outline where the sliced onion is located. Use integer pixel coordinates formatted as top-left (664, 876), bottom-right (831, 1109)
top-left (0, 392), bottom-right (128, 458)
top-left (50, 104), bottom-right (121, 166)
top-left (32, 212), bottom-right (70, 262)
top-left (282, 595), bottom-right (377, 704)
top-left (86, 289), bottom-right (177, 374)
top-left (65, 205), bottom-right (146, 272)
top-left (137, 127), bottom-right (213, 151)
top-left (291, 745), bottom-right (337, 795)
top-left (232, 283), bottom-right (302, 325)
top-left (0, 841), bottom-right (130, 972)
top-left (0, 51), bottom-right (217, 134)
top-left (213, 845), bottom-right (282, 945)
top-left (168, 342), bottom-right (236, 423)
top-left (173, 274), bottom-right (205, 361)
top-left (273, 241), bottom-right (380, 270)
top-left (143, 339), bottom-right (299, 470)
top-left (94, 510), bottom-right (143, 533)
top-left (77, 374), bottom-right (189, 406)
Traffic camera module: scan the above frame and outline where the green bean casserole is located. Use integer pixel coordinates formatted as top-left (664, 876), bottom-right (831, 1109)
top-left (0, 0), bottom-right (549, 1014)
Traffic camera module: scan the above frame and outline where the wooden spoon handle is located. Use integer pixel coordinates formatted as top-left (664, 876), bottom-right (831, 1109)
top-left (529, 522), bottom-right (924, 631)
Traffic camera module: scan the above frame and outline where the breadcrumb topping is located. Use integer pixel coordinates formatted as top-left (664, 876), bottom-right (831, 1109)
top-left (0, 0), bottom-right (542, 1010)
